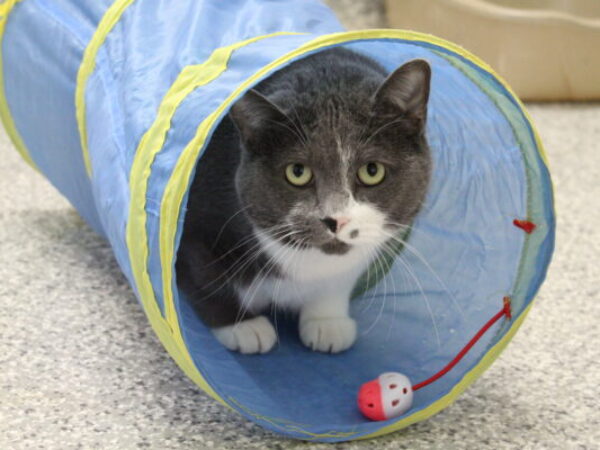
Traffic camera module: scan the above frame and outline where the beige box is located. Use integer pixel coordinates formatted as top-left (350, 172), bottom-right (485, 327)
top-left (386, 0), bottom-right (600, 101)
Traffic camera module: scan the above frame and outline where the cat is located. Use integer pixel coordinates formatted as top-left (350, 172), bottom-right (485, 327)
top-left (176, 48), bottom-right (432, 354)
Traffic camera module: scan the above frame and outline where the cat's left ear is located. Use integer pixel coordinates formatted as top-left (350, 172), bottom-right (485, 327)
top-left (372, 59), bottom-right (431, 125)
top-left (229, 89), bottom-right (293, 147)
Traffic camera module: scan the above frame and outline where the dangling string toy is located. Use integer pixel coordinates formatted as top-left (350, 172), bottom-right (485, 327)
top-left (358, 297), bottom-right (513, 421)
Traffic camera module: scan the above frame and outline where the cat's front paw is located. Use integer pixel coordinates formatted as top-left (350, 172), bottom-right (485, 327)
top-left (299, 316), bottom-right (357, 353)
top-left (212, 316), bottom-right (277, 354)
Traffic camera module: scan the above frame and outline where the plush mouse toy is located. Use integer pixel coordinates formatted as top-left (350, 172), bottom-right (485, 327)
top-left (357, 372), bottom-right (413, 421)
top-left (358, 298), bottom-right (513, 421)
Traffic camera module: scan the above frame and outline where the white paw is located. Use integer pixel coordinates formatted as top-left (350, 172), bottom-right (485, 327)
top-left (212, 316), bottom-right (277, 354)
top-left (299, 316), bottom-right (357, 353)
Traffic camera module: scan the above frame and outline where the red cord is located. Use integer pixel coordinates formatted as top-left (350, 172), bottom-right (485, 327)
top-left (413, 297), bottom-right (512, 391)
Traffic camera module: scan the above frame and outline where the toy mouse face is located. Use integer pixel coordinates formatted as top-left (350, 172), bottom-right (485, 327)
top-left (378, 372), bottom-right (413, 418)
top-left (358, 372), bottom-right (414, 421)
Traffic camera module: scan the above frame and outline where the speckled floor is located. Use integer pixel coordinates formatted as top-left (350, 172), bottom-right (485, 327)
top-left (1, 1), bottom-right (599, 449)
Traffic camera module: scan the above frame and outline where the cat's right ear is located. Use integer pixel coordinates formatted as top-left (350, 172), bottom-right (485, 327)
top-left (371, 59), bottom-right (431, 129)
top-left (229, 89), bottom-right (293, 148)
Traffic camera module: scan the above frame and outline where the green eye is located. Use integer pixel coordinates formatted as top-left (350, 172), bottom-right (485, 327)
top-left (358, 162), bottom-right (385, 186)
top-left (285, 163), bottom-right (313, 186)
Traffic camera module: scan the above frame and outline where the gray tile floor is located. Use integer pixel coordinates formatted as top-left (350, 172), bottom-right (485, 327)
top-left (1, 1), bottom-right (599, 449)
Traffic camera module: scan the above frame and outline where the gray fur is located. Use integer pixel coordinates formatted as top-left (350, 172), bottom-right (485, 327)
top-left (176, 48), bottom-right (432, 328)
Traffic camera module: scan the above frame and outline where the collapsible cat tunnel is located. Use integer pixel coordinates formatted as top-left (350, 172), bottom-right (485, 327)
top-left (1, 0), bottom-right (555, 442)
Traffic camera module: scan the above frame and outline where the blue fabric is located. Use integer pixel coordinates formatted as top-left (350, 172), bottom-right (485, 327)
top-left (175, 40), bottom-right (545, 439)
top-left (3, 0), bottom-right (112, 236)
top-left (2, 0), bottom-right (554, 442)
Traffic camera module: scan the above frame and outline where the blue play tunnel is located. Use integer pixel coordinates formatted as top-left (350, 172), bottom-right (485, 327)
top-left (1, 0), bottom-right (554, 441)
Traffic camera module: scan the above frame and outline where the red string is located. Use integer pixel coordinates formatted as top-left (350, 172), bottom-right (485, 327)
top-left (413, 297), bottom-right (512, 391)
top-left (513, 219), bottom-right (537, 234)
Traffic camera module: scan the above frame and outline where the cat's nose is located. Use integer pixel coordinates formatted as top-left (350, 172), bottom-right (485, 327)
top-left (321, 216), bottom-right (350, 233)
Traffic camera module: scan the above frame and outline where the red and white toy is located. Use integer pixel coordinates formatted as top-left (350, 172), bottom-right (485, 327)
top-left (357, 298), bottom-right (513, 422)
top-left (357, 372), bottom-right (413, 421)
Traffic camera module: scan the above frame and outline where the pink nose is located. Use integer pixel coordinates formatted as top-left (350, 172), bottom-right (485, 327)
top-left (321, 216), bottom-right (351, 233)
top-left (336, 217), bottom-right (351, 231)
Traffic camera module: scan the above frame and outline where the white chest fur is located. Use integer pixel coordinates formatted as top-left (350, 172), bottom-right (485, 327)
top-left (235, 233), bottom-right (373, 313)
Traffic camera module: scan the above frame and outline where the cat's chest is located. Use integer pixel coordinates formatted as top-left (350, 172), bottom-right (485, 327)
top-left (236, 244), bottom-right (370, 311)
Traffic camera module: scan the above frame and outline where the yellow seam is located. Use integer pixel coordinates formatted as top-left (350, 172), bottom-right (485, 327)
top-left (126, 32), bottom-right (306, 408)
top-left (0, 2), bottom-right (551, 438)
top-left (75, 0), bottom-right (137, 178)
top-left (228, 397), bottom-right (359, 440)
top-left (158, 29), bottom-right (552, 439)
top-left (0, 0), bottom-right (39, 171)
top-left (359, 301), bottom-right (534, 439)
top-left (146, 32), bottom-right (304, 329)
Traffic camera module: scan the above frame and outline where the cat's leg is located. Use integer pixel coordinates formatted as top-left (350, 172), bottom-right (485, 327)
top-left (213, 316), bottom-right (277, 355)
top-left (189, 290), bottom-right (276, 354)
top-left (177, 249), bottom-right (277, 354)
top-left (299, 284), bottom-right (357, 353)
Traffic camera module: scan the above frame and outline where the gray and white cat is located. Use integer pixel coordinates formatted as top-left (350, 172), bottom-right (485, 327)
top-left (177, 48), bottom-right (432, 354)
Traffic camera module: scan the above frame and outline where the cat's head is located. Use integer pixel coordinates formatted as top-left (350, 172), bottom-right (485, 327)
top-left (230, 58), bottom-right (432, 256)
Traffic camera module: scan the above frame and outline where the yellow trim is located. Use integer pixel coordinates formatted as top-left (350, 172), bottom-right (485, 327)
top-left (126, 32), bottom-right (306, 408)
top-left (155, 29), bottom-right (552, 440)
top-left (227, 396), bottom-right (359, 440)
top-left (0, 0), bottom-right (39, 171)
top-left (0, 1), bottom-right (550, 437)
top-left (360, 301), bottom-right (533, 439)
top-left (75, 0), bottom-right (137, 177)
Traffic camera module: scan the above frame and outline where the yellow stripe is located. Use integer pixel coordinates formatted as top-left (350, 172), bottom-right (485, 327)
top-left (75, 0), bottom-right (136, 177)
top-left (156, 29), bottom-right (553, 439)
top-left (126, 32), bottom-right (305, 407)
top-left (0, 0), bottom-right (39, 171)
top-left (0, 2), bottom-right (551, 438)
top-left (360, 301), bottom-right (533, 439)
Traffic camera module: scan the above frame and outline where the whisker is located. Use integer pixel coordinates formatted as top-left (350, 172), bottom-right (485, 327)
top-left (264, 118), bottom-right (309, 148)
top-left (235, 227), bottom-right (305, 324)
top-left (361, 245), bottom-right (391, 335)
top-left (385, 242), bottom-right (400, 342)
top-left (234, 233), bottom-right (293, 325)
top-left (360, 118), bottom-right (408, 147)
top-left (287, 103), bottom-right (311, 148)
top-left (382, 243), bottom-right (441, 349)
top-left (200, 222), bottom-right (290, 271)
top-left (200, 228), bottom-right (297, 299)
top-left (210, 205), bottom-right (252, 250)
top-left (384, 221), bottom-right (435, 246)
top-left (356, 245), bottom-right (379, 313)
top-left (381, 229), bottom-right (465, 320)
top-left (200, 227), bottom-right (286, 291)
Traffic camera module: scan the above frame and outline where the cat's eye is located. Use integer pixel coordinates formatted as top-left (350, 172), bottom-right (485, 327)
top-left (358, 162), bottom-right (385, 186)
top-left (285, 163), bottom-right (313, 186)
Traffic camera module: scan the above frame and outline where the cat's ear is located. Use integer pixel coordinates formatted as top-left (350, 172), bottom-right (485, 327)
top-left (229, 89), bottom-right (293, 147)
top-left (372, 59), bottom-right (431, 125)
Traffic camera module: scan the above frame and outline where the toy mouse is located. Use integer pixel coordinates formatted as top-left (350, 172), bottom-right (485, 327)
top-left (357, 298), bottom-right (513, 421)
top-left (357, 372), bottom-right (413, 421)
